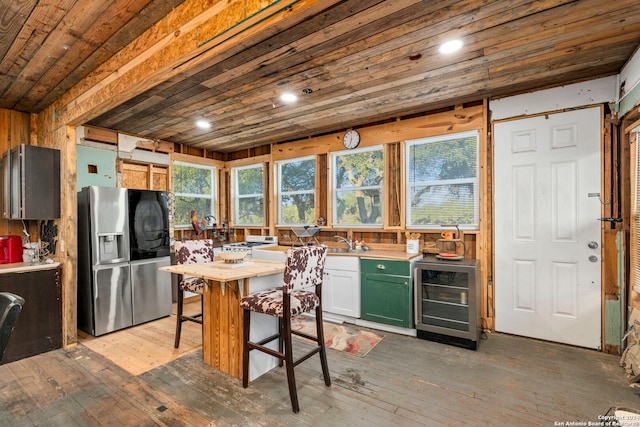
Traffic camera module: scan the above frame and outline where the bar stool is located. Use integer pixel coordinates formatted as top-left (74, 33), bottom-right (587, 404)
top-left (173, 239), bottom-right (214, 348)
top-left (240, 245), bottom-right (330, 413)
top-left (0, 292), bottom-right (25, 362)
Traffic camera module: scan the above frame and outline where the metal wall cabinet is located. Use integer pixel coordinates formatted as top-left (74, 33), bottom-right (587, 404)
top-left (361, 258), bottom-right (413, 328)
top-left (414, 257), bottom-right (480, 350)
top-left (1, 144), bottom-right (61, 219)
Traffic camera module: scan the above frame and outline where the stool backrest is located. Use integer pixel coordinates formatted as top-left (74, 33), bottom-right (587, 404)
top-left (0, 292), bottom-right (25, 361)
top-left (283, 245), bottom-right (327, 293)
top-left (174, 239), bottom-right (215, 265)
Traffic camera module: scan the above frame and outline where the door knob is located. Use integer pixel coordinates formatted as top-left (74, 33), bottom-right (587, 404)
top-left (587, 241), bottom-right (598, 249)
top-left (588, 255), bottom-right (599, 263)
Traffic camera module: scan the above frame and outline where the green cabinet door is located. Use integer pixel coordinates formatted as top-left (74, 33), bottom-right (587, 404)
top-left (361, 259), bottom-right (412, 328)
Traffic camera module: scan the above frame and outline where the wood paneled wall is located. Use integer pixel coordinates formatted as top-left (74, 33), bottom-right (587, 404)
top-left (7, 98), bottom-right (624, 352)
top-left (3, 98), bottom-right (625, 354)
top-left (0, 109), bottom-right (32, 236)
top-left (225, 102), bottom-right (493, 328)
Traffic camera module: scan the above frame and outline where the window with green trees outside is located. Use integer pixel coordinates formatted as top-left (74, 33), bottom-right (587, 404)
top-left (277, 156), bottom-right (316, 225)
top-left (406, 130), bottom-right (479, 228)
top-left (233, 164), bottom-right (264, 226)
top-left (172, 161), bottom-right (216, 227)
top-left (332, 146), bottom-right (384, 227)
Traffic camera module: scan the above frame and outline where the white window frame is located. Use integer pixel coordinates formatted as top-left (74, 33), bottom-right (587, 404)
top-left (405, 130), bottom-right (479, 229)
top-left (232, 163), bottom-right (265, 227)
top-left (276, 155), bottom-right (316, 226)
top-left (331, 145), bottom-right (384, 228)
top-left (172, 160), bottom-right (216, 228)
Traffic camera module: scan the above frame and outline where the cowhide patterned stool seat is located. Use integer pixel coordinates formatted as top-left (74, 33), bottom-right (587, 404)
top-left (240, 245), bottom-right (331, 413)
top-left (173, 239), bottom-right (214, 348)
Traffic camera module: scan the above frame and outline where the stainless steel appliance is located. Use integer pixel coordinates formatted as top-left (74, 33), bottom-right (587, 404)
top-left (127, 189), bottom-right (171, 325)
top-left (77, 186), bottom-right (171, 336)
top-left (414, 258), bottom-right (480, 350)
top-left (1, 144), bottom-right (60, 219)
top-left (223, 235), bottom-right (278, 257)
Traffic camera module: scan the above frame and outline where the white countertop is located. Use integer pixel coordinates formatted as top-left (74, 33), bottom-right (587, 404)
top-left (0, 261), bottom-right (61, 274)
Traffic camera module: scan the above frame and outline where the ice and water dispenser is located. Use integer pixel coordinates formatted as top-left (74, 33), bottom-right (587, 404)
top-left (97, 232), bottom-right (126, 263)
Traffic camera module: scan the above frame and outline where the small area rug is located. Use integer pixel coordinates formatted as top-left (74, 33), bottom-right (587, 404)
top-left (291, 316), bottom-right (384, 357)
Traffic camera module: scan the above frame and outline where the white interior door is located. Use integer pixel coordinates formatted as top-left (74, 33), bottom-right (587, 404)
top-left (494, 107), bottom-right (602, 349)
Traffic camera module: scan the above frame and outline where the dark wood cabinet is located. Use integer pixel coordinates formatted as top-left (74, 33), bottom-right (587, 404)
top-left (0, 266), bottom-right (62, 364)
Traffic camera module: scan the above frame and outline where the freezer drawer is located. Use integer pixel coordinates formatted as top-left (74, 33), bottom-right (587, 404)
top-left (92, 264), bottom-right (133, 336)
top-left (131, 257), bottom-right (172, 325)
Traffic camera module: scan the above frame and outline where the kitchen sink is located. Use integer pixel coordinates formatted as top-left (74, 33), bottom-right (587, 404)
top-left (327, 247), bottom-right (361, 253)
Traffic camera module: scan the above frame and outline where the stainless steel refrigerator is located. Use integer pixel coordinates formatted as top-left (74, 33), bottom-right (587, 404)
top-left (77, 186), bottom-right (171, 336)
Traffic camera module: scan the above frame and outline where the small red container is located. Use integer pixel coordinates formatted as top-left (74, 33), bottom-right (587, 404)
top-left (0, 235), bottom-right (23, 264)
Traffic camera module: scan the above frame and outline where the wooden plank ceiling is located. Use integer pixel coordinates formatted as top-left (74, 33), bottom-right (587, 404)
top-left (2, 0), bottom-right (640, 153)
top-left (0, 0), bottom-right (187, 113)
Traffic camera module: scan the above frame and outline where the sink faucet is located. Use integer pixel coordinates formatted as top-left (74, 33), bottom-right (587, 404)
top-left (334, 235), bottom-right (352, 251)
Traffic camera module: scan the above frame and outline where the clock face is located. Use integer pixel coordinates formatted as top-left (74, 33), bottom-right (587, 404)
top-left (343, 130), bottom-right (360, 149)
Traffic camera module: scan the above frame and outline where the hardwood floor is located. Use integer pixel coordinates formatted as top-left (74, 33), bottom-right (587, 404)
top-left (77, 301), bottom-right (202, 376)
top-left (1, 305), bottom-right (638, 426)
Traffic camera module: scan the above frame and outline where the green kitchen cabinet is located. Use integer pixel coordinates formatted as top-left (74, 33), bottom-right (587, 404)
top-left (360, 258), bottom-right (414, 328)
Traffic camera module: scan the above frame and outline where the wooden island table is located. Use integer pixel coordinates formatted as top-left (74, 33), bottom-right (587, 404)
top-left (161, 259), bottom-right (285, 381)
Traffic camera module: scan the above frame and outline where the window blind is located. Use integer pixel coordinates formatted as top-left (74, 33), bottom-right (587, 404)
top-left (633, 131), bottom-right (640, 292)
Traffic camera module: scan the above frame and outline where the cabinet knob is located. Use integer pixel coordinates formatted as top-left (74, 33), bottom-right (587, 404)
top-left (376, 264), bottom-right (385, 270)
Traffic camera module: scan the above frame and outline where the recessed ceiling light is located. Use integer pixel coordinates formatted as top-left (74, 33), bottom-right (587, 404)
top-left (439, 39), bottom-right (464, 54)
top-left (280, 92), bottom-right (297, 103)
top-left (196, 120), bottom-right (211, 129)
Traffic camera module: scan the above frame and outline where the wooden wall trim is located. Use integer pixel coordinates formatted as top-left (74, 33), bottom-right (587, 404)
top-left (479, 99), bottom-right (492, 330)
top-left (60, 125), bottom-right (77, 348)
top-left (625, 118), bottom-right (640, 135)
top-left (224, 154), bottom-right (271, 169)
top-left (172, 152), bottom-right (224, 169)
top-left (271, 105), bottom-right (485, 161)
top-left (624, 105), bottom-right (640, 309)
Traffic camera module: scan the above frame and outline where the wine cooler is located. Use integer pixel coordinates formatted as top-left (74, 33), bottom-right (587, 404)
top-left (414, 257), bottom-right (480, 350)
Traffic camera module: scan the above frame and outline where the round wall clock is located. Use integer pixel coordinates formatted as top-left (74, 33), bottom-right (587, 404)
top-left (342, 129), bottom-right (361, 149)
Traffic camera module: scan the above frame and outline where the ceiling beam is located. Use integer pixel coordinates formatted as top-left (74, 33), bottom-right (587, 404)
top-left (54, 0), bottom-right (342, 126)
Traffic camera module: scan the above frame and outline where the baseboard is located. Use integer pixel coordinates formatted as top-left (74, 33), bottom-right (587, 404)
top-left (355, 319), bottom-right (417, 337)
